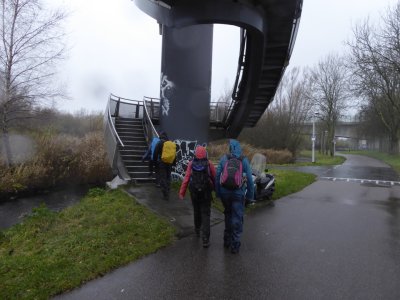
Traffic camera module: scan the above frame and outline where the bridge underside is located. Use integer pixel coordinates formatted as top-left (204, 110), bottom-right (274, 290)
top-left (134, 0), bottom-right (302, 138)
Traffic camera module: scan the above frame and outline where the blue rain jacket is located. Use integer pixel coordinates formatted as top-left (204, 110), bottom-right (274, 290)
top-left (215, 139), bottom-right (254, 200)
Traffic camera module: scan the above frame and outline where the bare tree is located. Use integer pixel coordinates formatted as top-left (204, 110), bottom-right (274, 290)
top-left (240, 67), bottom-right (313, 154)
top-left (308, 54), bottom-right (350, 156)
top-left (0, 0), bottom-right (67, 166)
top-left (347, 3), bottom-right (400, 153)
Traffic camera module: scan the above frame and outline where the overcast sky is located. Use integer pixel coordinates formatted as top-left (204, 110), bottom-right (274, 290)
top-left (50, 0), bottom-right (399, 113)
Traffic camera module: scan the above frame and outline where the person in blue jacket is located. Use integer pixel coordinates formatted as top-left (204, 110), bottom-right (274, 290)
top-left (215, 139), bottom-right (254, 254)
top-left (142, 135), bottom-right (160, 183)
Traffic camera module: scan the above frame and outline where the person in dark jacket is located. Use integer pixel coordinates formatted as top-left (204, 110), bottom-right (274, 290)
top-left (215, 139), bottom-right (254, 254)
top-left (153, 131), bottom-right (175, 200)
top-left (179, 145), bottom-right (216, 248)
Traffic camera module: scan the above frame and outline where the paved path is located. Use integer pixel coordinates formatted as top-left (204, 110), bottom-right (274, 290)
top-left (56, 154), bottom-right (400, 299)
top-left (125, 184), bottom-right (224, 238)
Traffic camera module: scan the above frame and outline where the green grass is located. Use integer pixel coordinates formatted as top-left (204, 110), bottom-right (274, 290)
top-left (292, 150), bottom-right (346, 166)
top-left (269, 168), bottom-right (316, 200)
top-left (0, 188), bottom-right (176, 299)
top-left (211, 169), bottom-right (316, 212)
top-left (347, 150), bottom-right (400, 174)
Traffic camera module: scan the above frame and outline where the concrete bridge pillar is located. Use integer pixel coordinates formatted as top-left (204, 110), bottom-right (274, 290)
top-left (159, 25), bottom-right (213, 144)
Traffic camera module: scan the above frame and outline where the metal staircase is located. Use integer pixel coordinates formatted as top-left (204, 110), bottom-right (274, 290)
top-left (134, 0), bottom-right (303, 138)
top-left (105, 0), bottom-right (303, 182)
top-left (115, 117), bottom-right (152, 181)
top-left (104, 94), bottom-right (160, 183)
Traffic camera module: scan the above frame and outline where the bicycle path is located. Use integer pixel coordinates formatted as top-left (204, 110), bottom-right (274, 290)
top-left (56, 154), bottom-right (400, 299)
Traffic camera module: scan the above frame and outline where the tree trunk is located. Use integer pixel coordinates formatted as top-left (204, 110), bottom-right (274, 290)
top-left (1, 129), bottom-right (13, 167)
top-left (389, 135), bottom-right (399, 154)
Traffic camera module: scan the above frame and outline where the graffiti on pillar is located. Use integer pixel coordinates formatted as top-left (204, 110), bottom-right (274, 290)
top-left (171, 139), bottom-right (197, 180)
top-left (160, 73), bottom-right (175, 116)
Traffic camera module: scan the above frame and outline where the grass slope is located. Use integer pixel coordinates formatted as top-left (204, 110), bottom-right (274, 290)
top-left (0, 188), bottom-right (176, 299)
top-left (212, 169), bottom-right (316, 212)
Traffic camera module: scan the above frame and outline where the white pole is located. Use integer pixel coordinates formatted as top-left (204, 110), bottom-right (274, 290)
top-left (312, 119), bottom-right (315, 163)
top-left (333, 138), bottom-right (336, 156)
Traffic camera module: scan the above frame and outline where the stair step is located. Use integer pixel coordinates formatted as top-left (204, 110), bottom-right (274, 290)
top-left (120, 143), bottom-right (147, 148)
top-left (121, 144), bottom-right (147, 149)
top-left (116, 118), bottom-right (142, 122)
top-left (119, 145), bottom-right (147, 150)
top-left (130, 177), bottom-right (156, 183)
top-left (120, 151), bottom-right (143, 156)
top-left (120, 138), bottom-right (146, 143)
top-left (122, 139), bottom-right (147, 143)
top-left (115, 119), bottom-right (142, 123)
top-left (120, 146), bottom-right (147, 150)
top-left (123, 161), bottom-right (149, 166)
top-left (121, 141), bottom-right (147, 146)
top-left (115, 126), bottom-right (143, 131)
top-left (118, 132), bottom-right (145, 136)
top-left (126, 166), bottom-right (151, 172)
top-left (128, 171), bottom-right (156, 176)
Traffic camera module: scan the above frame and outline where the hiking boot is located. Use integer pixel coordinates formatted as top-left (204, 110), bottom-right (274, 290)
top-left (195, 229), bottom-right (200, 237)
top-left (202, 239), bottom-right (210, 248)
top-left (230, 247), bottom-right (239, 254)
top-left (223, 240), bottom-right (230, 249)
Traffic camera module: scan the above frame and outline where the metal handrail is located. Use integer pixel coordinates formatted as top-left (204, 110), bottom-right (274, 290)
top-left (143, 96), bottom-right (160, 140)
top-left (110, 93), bottom-right (142, 106)
top-left (286, 0), bottom-right (303, 61)
top-left (223, 28), bottom-right (248, 125)
top-left (107, 94), bottom-right (125, 147)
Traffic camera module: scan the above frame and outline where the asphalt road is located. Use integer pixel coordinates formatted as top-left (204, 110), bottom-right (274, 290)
top-left (57, 154), bottom-right (400, 300)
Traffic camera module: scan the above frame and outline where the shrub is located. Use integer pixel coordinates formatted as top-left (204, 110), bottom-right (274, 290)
top-left (0, 132), bottom-right (112, 198)
top-left (207, 141), bottom-right (293, 164)
top-left (74, 132), bottom-right (113, 184)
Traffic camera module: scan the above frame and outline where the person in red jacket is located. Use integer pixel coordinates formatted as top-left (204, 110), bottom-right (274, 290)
top-left (179, 145), bottom-right (216, 248)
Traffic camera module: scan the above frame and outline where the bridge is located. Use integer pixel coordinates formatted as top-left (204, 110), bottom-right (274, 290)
top-left (301, 120), bottom-right (383, 151)
top-left (302, 120), bottom-right (362, 139)
top-left (104, 0), bottom-right (303, 182)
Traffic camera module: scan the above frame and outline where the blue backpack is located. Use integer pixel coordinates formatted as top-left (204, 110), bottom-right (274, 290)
top-left (150, 137), bottom-right (160, 160)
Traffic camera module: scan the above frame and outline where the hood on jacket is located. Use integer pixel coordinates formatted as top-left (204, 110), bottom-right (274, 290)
top-left (229, 139), bottom-right (242, 158)
top-left (159, 131), bottom-right (168, 140)
top-left (194, 145), bottom-right (207, 159)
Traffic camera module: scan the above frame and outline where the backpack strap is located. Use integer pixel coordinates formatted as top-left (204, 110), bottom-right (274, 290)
top-left (227, 154), bottom-right (242, 161)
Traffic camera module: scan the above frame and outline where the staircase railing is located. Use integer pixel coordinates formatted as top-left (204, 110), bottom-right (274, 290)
top-left (223, 28), bottom-right (248, 125)
top-left (104, 94), bottom-right (125, 170)
top-left (209, 101), bottom-right (229, 125)
top-left (104, 94), bottom-right (144, 179)
top-left (143, 96), bottom-right (160, 142)
top-left (140, 96), bottom-right (229, 127)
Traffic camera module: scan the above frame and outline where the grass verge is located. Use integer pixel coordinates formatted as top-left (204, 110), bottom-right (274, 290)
top-left (0, 188), bottom-right (176, 299)
top-left (293, 150), bottom-right (346, 166)
top-left (347, 150), bottom-right (400, 175)
top-left (269, 169), bottom-right (316, 200)
top-left (212, 169), bottom-right (316, 212)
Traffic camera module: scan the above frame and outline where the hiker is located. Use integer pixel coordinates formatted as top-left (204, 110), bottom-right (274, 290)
top-left (215, 139), bottom-right (254, 254)
top-left (142, 135), bottom-right (160, 182)
top-left (179, 145), bottom-right (216, 248)
top-left (153, 131), bottom-right (176, 201)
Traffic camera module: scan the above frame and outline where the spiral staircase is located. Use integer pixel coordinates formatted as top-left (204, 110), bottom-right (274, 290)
top-left (104, 0), bottom-right (303, 183)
